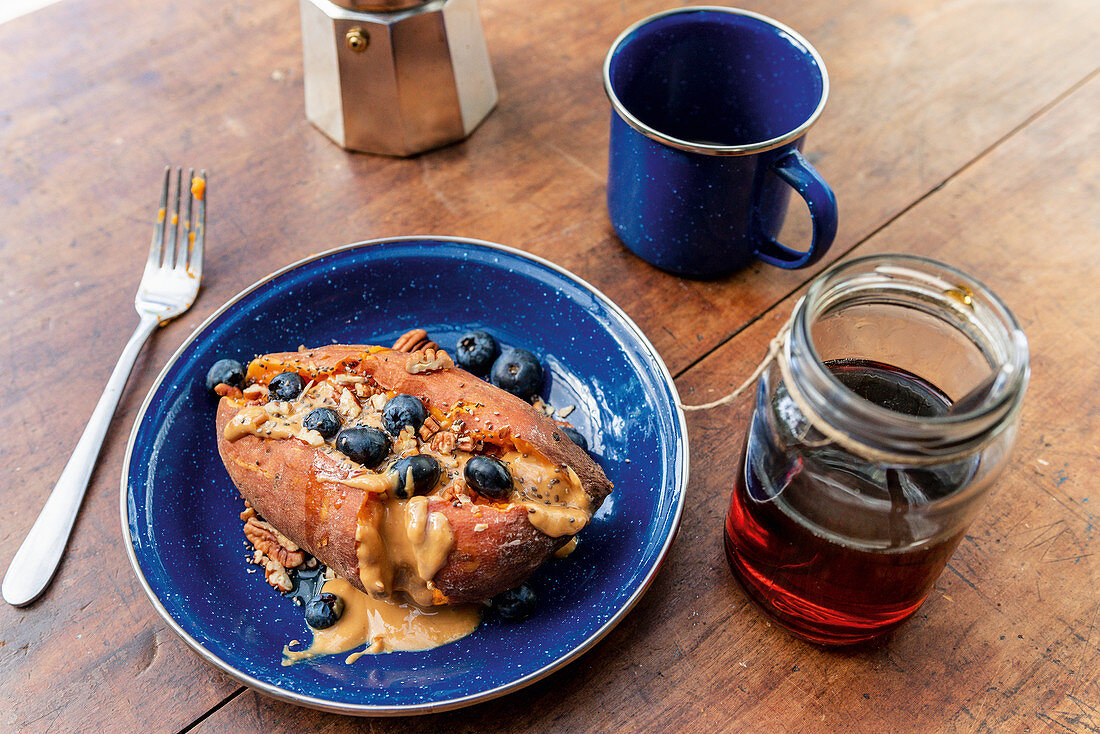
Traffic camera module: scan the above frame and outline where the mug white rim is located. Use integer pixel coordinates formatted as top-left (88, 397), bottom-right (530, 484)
top-left (602, 6), bottom-right (830, 156)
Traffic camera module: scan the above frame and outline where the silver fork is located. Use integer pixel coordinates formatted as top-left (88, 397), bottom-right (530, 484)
top-left (2, 166), bottom-right (206, 607)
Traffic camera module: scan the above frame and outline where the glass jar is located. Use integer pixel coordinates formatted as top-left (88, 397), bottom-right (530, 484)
top-left (723, 254), bottom-right (1029, 645)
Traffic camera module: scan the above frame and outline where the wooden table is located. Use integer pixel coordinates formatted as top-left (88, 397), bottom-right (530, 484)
top-left (2, 0), bottom-right (1097, 730)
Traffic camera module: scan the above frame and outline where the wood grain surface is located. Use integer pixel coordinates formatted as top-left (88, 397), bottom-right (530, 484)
top-left (0, 0), bottom-right (1097, 731)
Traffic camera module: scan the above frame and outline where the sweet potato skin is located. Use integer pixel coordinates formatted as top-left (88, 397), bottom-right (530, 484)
top-left (215, 345), bottom-right (612, 603)
top-left (217, 399), bottom-right (367, 589)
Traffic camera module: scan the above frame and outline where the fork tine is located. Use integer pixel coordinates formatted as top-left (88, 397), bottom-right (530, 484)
top-left (135, 165), bottom-right (205, 324)
top-left (189, 169), bottom-right (206, 278)
top-left (164, 167), bottom-right (182, 267)
top-left (147, 166), bottom-right (171, 268)
top-left (175, 167), bottom-right (195, 270)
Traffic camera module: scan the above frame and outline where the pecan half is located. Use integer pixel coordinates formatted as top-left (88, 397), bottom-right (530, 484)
top-left (393, 328), bottom-right (439, 353)
top-left (251, 549), bottom-right (294, 592)
top-left (244, 517), bottom-right (305, 568)
top-left (405, 348), bottom-right (454, 375)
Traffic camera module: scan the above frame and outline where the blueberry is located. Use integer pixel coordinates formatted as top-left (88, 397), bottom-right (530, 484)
top-left (490, 348), bottom-right (544, 399)
top-left (391, 454), bottom-right (440, 499)
top-left (205, 358), bottom-right (245, 394)
top-left (268, 371), bottom-right (305, 401)
top-left (335, 426), bottom-right (390, 468)
top-left (383, 394), bottom-right (428, 436)
top-left (304, 591), bottom-right (343, 630)
top-left (302, 407), bottom-right (341, 439)
top-left (454, 330), bottom-right (499, 376)
top-left (560, 426), bottom-right (588, 452)
top-left (491, 583), bottom-right (537, 622)
top-left (464, 456), bottom-right (513, 500)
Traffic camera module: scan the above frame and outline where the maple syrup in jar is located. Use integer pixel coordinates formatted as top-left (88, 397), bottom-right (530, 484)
top-left (723, 256), bottom-right (1029, 645)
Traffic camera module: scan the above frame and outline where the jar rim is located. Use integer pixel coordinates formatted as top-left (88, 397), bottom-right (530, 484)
top-left (790, 254), bottom-right (1030, 458)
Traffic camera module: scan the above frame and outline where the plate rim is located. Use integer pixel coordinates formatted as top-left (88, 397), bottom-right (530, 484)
top-left (119, 235), bottom-right (690, 716)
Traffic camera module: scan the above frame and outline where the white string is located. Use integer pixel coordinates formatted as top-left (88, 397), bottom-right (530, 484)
top-left (677, 308), bottom-right (981, 466)
top-left (678, 321), bottom-right (791, 412)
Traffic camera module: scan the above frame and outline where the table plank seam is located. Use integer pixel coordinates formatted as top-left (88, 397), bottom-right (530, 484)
top-left (177, 687), bottom-right (247, 734)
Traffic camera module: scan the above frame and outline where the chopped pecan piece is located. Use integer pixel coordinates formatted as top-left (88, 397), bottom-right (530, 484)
top-left (242, 383), bottom-right (268, 401)
top-left (419, 416), bottom-right (442, 440)
top-left (455, 435), bottom-right (482, 452)
top-left (392, 328), bottom-right (439, 353)
top-left (362, 412), bottom-right (386, 431)
top-left (244, 517), bottom-right (305, 568)
top-left (266, 401), bottom-right (292, 417)
top-left (214, 383), bottom-right (243, 398)
top-left (338, 387), bottom-right (361, 421)
top-left (436, 481), bottom-right (460, 502)
top-left (295, 427), bottom-right (325, 447)
top-left (393, 427), bottom-right (419, 455)
top-left (532, 397), bottom-right (555, 416)
top-left (309, 381), bottom-right (336, 403)
top-left (251, 549), bottom-right (294, 592)
top-left (430, 430), bottom-right (457, 455)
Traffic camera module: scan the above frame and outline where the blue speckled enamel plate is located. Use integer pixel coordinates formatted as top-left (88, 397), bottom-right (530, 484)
top-left (121, 237), bottom-right (688, 715)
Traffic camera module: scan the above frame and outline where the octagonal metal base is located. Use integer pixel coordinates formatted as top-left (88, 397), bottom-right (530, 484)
top-left (300, 0), bottom-right (498, 156)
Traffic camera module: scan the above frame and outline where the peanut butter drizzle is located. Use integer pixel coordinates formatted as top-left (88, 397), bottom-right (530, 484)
top-left (554, 537), bottom-right (578, 558)
top-left (281, 577), bottom-right (480, 665)
top-left (503, 442), bottom-right (590, 537)
top-left (222, 381), bottom-right (340, 446)
top-left (223, 405), bottom-right (279, 441)
top-left (403, 495), bottom-right (454, 581)
top-left (354, 495), bottom-right (455, 606)
top-left (318, 471), bottom-right (396, 494)
top-left (354, 500), bottom-right (390, 596)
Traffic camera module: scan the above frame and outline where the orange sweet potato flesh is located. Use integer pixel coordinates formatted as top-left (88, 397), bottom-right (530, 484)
top-left (215, 345), bottom-right (612, 604)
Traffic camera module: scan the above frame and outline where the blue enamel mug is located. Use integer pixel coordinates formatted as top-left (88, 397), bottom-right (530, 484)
top-left (603, 7), bottom-right (838, 278)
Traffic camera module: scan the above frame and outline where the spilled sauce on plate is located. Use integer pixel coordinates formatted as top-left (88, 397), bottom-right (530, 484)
top-left (282, 577), bottom-right (481, 665)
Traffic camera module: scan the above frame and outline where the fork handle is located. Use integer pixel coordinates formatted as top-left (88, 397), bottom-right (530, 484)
top-left (2, 313), bottom-right (161, 607)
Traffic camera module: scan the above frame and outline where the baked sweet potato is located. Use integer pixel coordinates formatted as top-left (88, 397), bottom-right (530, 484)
top-left (215, 344), bottom-right (612, 605)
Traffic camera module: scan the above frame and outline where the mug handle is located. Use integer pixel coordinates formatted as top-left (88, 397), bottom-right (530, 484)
top-left (754, 149), bottom-right (838, 269)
